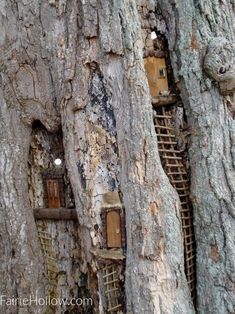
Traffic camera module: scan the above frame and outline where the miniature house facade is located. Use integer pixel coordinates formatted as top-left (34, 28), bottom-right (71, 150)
top-left (28, 124), bottom-right (82, 313)
top-left (144, 57), bottom-right (169, 97)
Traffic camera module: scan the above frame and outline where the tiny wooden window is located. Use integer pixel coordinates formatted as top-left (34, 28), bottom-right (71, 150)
top-left (106, 210), bottom-right (122, 248)
top-left (47, 179), bottom-right (61, 208)
top-left (159, 68), bottom-right (166, 78)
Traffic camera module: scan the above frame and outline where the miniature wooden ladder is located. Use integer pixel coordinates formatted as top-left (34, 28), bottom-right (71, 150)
top-left (36, 221), bottom-right (57, 299)
top-left (103, 264), bottom-right (123, 313)
top-left (154, 106), bottom-right (196, 302)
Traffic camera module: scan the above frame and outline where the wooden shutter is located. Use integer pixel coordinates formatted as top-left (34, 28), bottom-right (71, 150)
top-left (47, 179), bottom-right (61, 208)
top-left (106, 211), bottom-right (122, 248)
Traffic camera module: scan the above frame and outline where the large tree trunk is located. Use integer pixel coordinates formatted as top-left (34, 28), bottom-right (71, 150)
top-left (61, 1), bottom-right (192, 312)
top-left (0, 0), bottom-right (234, 313)
top-left (155, 1), bottom-right (235, 312)
top-left (0, 104), bottom-right (46, 314)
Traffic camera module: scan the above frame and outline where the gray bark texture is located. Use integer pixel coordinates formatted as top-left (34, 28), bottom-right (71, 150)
top-left (153, 1), bottom-right (235, 313)
top-left (0, 0), bottom-right (234, 314)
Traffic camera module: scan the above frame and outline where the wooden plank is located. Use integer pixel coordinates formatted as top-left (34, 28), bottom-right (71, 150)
top-left (34, 207), bottom-right (77, 220)
top-left (106, 211), bottom-right (122, 248)
top-left (91, 248), bottom-right (125, 260)
top-left (152, 94), bottom-right (180, 106)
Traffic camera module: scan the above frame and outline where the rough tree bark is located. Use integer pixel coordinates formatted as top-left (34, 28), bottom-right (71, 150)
top-left (154, 1), bottom-right (235, 313)
top-left (0, 1), bottom-right (234, 314)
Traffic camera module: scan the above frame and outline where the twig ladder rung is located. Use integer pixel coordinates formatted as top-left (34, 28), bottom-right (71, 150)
top-left (105, 288), bottom-right (119, 294)
top-left (156, 115), bottom-right (173, 119)
top-left (103, 270), bottom-right (117, 278)
top-left (104, 279), bottom-right (119, 285)
top-left (155, 125), bottom-right (174, 130)
top-left (158, 149), bottom-right (182, 153)
top-left (107, 304), bottom-right (122, 312)
top-left (161, 156), bottom-right (182, 160)
top-left (102, 263), bottom-right (124, 312)
top-left (36, 221), bottom-right (57, 299)
top-left (156, 133), bottom-right (176, 138)
top-left (158, 141), bottom-right (178, 145)
top-left (165, 163), bottom-right (184, 167)
top-left (171, 179), bottom-right (188, 183)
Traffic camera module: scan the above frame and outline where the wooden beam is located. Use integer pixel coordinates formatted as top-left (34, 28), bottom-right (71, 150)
top-left (152, 94), bottom-right (180, 107)
top-left (34, 207), bottom-right (78, 220)
top-left (91, 248), bottom-right (125, 261)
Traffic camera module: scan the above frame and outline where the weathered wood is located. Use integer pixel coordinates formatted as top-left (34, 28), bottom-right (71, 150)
top-left (91, 248), bottom-right (125, 261)
top-left (152, 94), bottom-right (180, 106)
top-left (46, 179), bottom-right (61, 208)
top-left (144, 57), bottom-right (169, 96)
top-left (106, 211), bottom-right (122, 248)
top-left (34, 208), bottom-right (77, 220)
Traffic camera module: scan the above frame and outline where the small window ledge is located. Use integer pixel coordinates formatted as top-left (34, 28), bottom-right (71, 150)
top-left (91, 248), bottom-right (125, 261)
top-left (152, 94), bottom-right (180, 107)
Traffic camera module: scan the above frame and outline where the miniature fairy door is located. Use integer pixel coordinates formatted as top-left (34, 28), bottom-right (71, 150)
top-left (47, 179), bottom-right (61, 208)
top-left (106, 210), bottom-right (122, 248)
